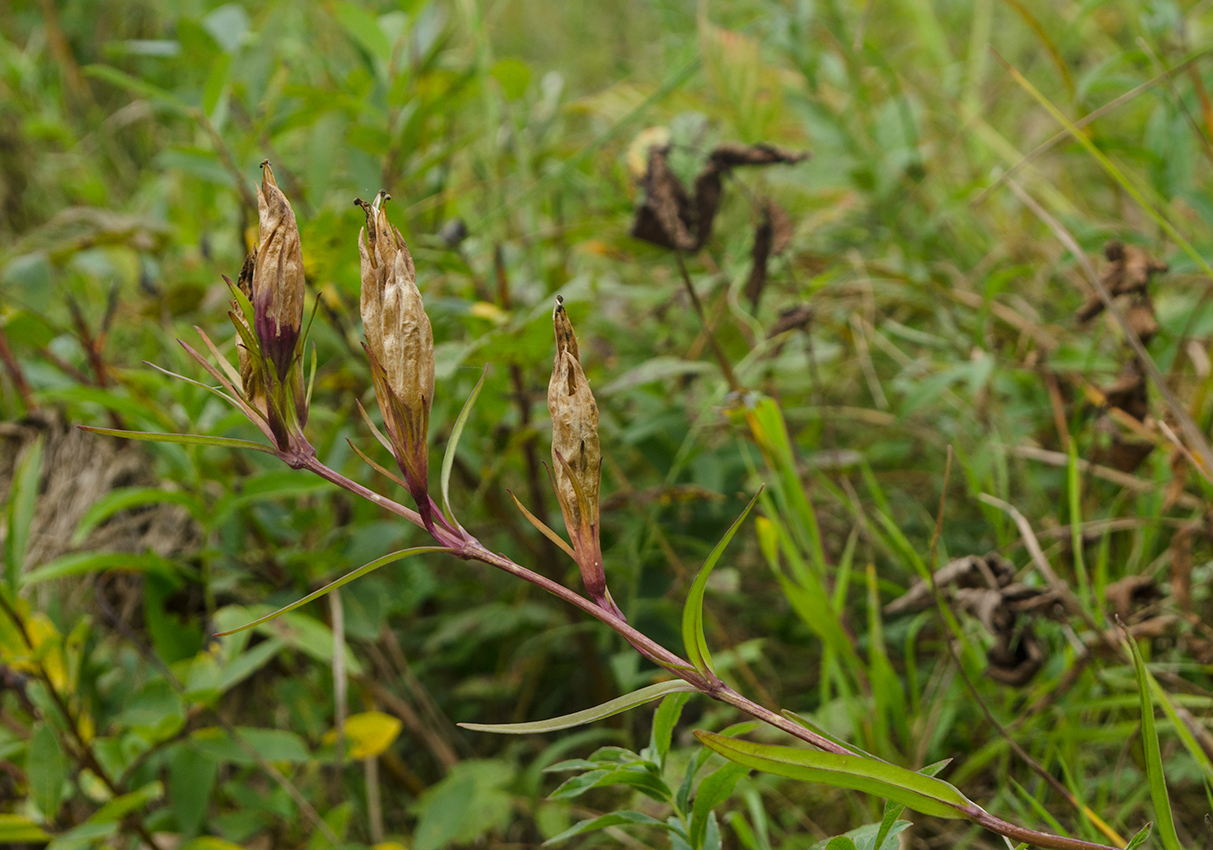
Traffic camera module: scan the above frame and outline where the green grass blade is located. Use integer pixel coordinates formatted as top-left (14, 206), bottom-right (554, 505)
top-left (693, 732), bottom-right (973, 820)
top-left (459, 680), bottom-right (696, 734)
top-left (681, 489), bottom-right (762, 676)
top-left (1123, 629), bottom-right (1183, 850)
top-left (214, 547), bottom-right (451, 636)
top-left (441, 365), bottom-right (488, 529)
top-left (1148, 670), bottom-right (1213, 783)
top-left (22, 552), bottom-right (178, 586)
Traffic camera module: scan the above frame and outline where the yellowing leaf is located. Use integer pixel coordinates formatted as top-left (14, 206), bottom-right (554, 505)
top-left (469, 301), bottom-right (508, 324)
top-left (326, 711), bottom-right (403, 759)
top-left (180, 837), bottom-right (249, 850)
top-left (372, 843), bottom-right (408, 850)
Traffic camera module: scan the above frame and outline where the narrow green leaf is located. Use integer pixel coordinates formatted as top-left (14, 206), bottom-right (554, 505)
top-left (1147, 672), bottom-right (1213, 783)
top-left (543, 811), bottom-right (673, 845)
top-left (83, 64), bottom-right (191, 114)
top-left (441, 365), bottom-right (488, 529)
top-left (693, 732), bottom-right (972, 820)
top-left (871, 804), bottom-right (906, 850)
top-left (4, 435), bottom-right (43, 593)
top-left (214, 547), bottom-right (450, 636)
top-left (1124, 630), bottom-right (1183, 850)
top-left (459, 680), bottom-right (697, 734)
top-left (690, 761), bottom-right (747, 849)
top-left (73, 487), bottom-right (206, 544)
top-left (27, 723), bottom-right (69, 820)
top-left (22, 551), bottom-right (177, 587)
top-left (508, 490), bottom-right (577, 561)
top-left (1124, 823), bottom-right (1152, 850)
top-left (682, 490), bottom-right (762, 676)
top-left (333, 1), bottom-right (392, 63)
top-left (77, 426), bottom-right (276, 454)
top-left (0, 815), bottom-right (49, 842)
top-left (651, 691), bottom-right (693, 767)
top-left (91, 780), bottom-right (163, 823)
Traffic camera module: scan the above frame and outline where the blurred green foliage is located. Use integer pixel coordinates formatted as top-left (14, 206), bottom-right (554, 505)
top-left (2, 0), bottom-right (1213, 848)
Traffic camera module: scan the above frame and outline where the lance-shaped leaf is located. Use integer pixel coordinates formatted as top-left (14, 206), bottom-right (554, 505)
top-left (79, 426), bottom-right (277, 455)
top-left (440, 365), bottom-right (488, 529)
top-left (458, 680), bottom-right (696, 734)
top-left (681, 489), bottom-right (762, 676)
top-left (214, 547), bottom-right (451, 636)
top-left (1124, 627), bottom-right (1183, 850)
top-left (694, 731), bottom-right (975, 820)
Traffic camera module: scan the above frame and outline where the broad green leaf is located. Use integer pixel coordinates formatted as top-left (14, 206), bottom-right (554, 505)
top-left (169, 745), bottom-right (218, 838)
top-left (413, 761), bottom-right (513, 850)
top-left (441, 365), bottom-right (487, 529)
top-left (254, 610), bottom-right (365, 676)
top-left (823, 839), bottom-right (858, 850)
top-left (459, 680), bottom-right (697, 734)
top-left (21, 551), bottom-right (177, 587)
top-left (202, 3), bottom-right (249, 52)
top-left (334, 2), bottom-right (392, 63)
top-left (544, 811), bottom-right (674, 845)
top-left (1124, 632), bottom-right (1182, 850)
top-left (304, 801), bottom-right (352, 850)
top-left (694, 732), bottom-right (973, 819)
top-left (326, 711), bottom-right (402, 759)
top-left (27, 722), bottom-right (68, 820)
top-left (682, 490), bottom-right (761, 676)
top-left (73, 486), bottom-right (205, 543)
top-left (214, 547), bottom-right (449, 636)
top-left (190, 727), bottom-right (311, 765)
top-left (4, 435), bottom-right (42, 594)
top-left (0, 815), bottom-right (49, 842)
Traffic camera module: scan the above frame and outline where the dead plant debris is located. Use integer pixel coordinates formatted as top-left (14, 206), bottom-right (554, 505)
top-left (631, 143), bottom-right (808, 252)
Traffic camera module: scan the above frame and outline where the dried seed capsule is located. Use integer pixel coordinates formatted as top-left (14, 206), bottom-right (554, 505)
top-left (357, 194), bottom-right (435, 524)
top-left (252, 163), bottom-right (305, 381)
top-left (548, 297), bottom-right (619, 616)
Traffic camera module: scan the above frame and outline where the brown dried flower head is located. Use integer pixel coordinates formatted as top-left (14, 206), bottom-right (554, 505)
top-left (252, 162), bottom-right (305, 382)
top-left (357, 194), bottom-right (435, 522)
top-left (548, 297), bottom-right (618, 615)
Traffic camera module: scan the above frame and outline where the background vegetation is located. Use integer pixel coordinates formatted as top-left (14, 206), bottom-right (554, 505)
top-left (1, 0), bottom-right (1211, 848)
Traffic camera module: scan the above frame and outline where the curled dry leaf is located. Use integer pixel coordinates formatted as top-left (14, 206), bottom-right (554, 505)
top-left (1075, 240), bottom-right (1168, 324)
top-left (1104, 574), bottom-right (1162, 623)
top-left (745, 203), bottom-right (774, 310)
top-left (630, 141), bottom-right (808, 252)
top-left (766, 304), bottom-right (814, 339)
top-left (885, 553), bottom-right (1059, 687)
top-left (1093, 358), bottom-right (1153, 473)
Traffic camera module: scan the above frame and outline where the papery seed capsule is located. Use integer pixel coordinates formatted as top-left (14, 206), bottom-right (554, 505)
top-left (252, 162), bottom-right (305, 381)
top-left (381, 247), bottom-right (434, 426)
top-left (548, 296), bottom-right (601, 549)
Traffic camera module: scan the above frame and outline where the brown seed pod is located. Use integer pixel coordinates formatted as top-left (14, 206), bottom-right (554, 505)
top-left (252, 163), bottom-right (305, 381)
top-left (549, 297), bottom-right (600, 536)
